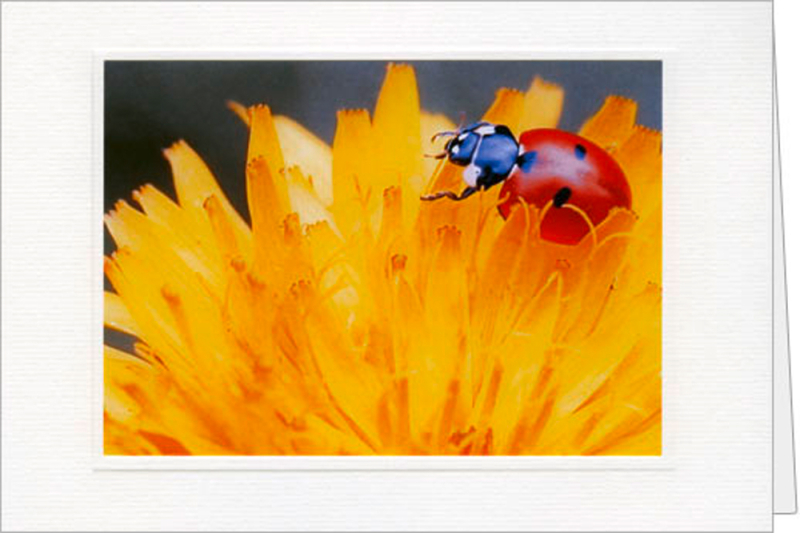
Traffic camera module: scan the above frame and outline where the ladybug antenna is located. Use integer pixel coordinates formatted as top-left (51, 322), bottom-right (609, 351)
top-left (424, 151), bottom-right (449, 160)
top-left (431, 112), bottom-right (469, 143)
top-left (431, 130), bottom-right (459, 143)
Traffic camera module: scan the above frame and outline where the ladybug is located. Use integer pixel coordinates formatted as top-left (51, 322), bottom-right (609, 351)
top-left (422, 124), bottom-right (631, 245)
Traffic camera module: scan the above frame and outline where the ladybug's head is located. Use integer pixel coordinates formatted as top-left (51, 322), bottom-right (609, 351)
top-left (430, 122), bottom-right (519, 189)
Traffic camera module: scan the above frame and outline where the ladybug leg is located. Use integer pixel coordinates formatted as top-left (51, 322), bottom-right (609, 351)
top-left (420, 186), bottom-right (478, 202)
top-left (420, 190), bottom-right (461, 201)
top-left (457, 186), bottom-right (479, 200)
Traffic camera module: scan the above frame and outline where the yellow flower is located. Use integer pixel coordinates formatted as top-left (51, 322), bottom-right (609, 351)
top-left (104, 64), bottom-right (661, 455)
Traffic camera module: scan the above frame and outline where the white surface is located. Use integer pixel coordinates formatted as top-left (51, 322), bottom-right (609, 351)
top-left (775, 0), bottom-right (800, 528)
top-left (1, 1), bottom-right (774, 531)
top-left (774, 84), bottom-right (797, 514)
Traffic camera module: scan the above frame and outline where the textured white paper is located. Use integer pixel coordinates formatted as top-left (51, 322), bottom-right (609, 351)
top-left (1, 1), bottom-right (773, 531)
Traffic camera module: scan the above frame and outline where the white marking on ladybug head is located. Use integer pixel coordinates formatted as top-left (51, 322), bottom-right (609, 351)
top-left (463, 164), bottom-right (481, 187)
top-left (451, 144), bottom-right (460, 155)
top-left (458, 133), bottom-right (468, 141)
top-left (474, 124), bottom-right (496, 136)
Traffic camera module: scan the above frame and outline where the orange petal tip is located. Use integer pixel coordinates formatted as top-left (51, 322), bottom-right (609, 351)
top-left (531, 76), bottom-right (561, 89)
top-left (337, 108), bottom-right (370, 118)
top-left (226, 100), bottom-right (251, 126)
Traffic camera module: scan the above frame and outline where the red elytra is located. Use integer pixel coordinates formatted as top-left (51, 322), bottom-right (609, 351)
top-left (498, 129), bottom-right (631, 245)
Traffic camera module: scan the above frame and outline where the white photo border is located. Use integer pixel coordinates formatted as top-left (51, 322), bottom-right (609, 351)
top-left (94, 49), bottom-right (671, 472)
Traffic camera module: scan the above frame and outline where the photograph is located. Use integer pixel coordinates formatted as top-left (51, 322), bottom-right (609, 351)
top-left (103, 60), bottom-right (662, 456)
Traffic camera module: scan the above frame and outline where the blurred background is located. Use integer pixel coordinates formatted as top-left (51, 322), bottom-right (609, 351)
top-left (104, 60), bottom-right (662, 248)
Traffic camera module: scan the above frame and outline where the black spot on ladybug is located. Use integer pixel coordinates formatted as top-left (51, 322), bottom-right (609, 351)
top-left (553, 187), bottom-right (572, 208)
top-left (517, 150), bottom-right (538, 172)
top-left (575, 144), bottom-right (587, 160)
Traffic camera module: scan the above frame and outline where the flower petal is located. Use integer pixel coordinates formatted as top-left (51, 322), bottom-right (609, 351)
top-left (373, 64), bottom-right (425, 232)
top-left (372, 63), bottom-right (423, 186)
top-left (285, 166), bottom-right (339, 232)
top-left (331, 109), bottom-right (373, 235)
top-left (162, 141), bottom-right (252, 258)
top-left (275, 115), bottom-right (334, 206)
top-left (482, 88), bottom-right (525, 135)
top-left (247, 104), bottom-right (286, 173)
top-left (104, 291), bottom-right (137, 336)
top-left (246, 157), bottom-right (290, 276)
top-left (579, 95), bottom-right (638, 151)
top-left (615, 125), bottom-right (662, 218)
top-left (420, 111), bottom-right (457, 182)
top-left (520, 77), bottom-right (564, 130)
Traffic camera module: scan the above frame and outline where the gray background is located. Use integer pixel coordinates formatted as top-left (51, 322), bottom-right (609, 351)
top-left (104, 60), bottom-right (661, 233)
